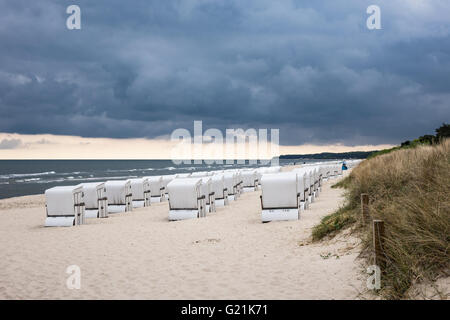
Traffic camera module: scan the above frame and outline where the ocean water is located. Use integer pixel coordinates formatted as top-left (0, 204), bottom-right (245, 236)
top-left (0, 159), bottom-right (313, 199)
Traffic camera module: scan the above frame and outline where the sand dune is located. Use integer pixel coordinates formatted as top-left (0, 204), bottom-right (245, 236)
top-left (0, 174), bottom-right (370, 299)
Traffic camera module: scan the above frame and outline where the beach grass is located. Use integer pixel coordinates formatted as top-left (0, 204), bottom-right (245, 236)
top-left (313, 139), bottom-right (450, 299)
top-left (330, 175), bottom-right (352, 189)
top-left (312, 205), bottom-right (356, 241)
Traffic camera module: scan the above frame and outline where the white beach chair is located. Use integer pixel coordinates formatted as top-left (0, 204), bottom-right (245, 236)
top-left (331, 164), bottom-right (340, 178)
top-left (310, 167), bottom-right (320, 198)
top-left (307, 170), bottom-right (315, 202)
top-left (44, 185), bottom-right (85, 227)
top-left (242, 170), bottom-right (258, 192)
top-left (260, 172), bottom-right (300, 222)
top-left (264, 166), bottom-right (282, 174)
top-left (211, 174), bottom-right (229, 207)
top-left (105, 180), bottom-right (133, 213)
top-left (147, 176), bottom-right (165, 203)
top-left (255, 168), bottom-right (265, 189)
top-left (161, 174), bottom-right (176, 200)
top-left (317, 166), bottom-right (324, 194)
top-left (176, 173), bottom-right (191, 179)
top-left (314, 167), bottom-right (323, 196)
top-left (191, 171), bottom-right (208, 177)
top-left (201, 177), bottom-right (216, 213)
top-left (235, 171), bottom-right (243, 196)
top-left (167, 178), bottom-right (206, 220)
top-left (77, 182), bottom-right (108, 218)
top-left (293, 168), bottom-right (313, 207)
top-left (130, 178), bottom-right (151, 208)
top-left (295, 172), bottom-right (308, 210)
top-left (223, 172), bottom-right (237, 201)
top-left (320, 166), bottom-right (330, 181)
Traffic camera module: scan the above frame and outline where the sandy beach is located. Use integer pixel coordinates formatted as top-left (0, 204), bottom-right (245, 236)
top-left (0, 170), bottom-right (373, 300)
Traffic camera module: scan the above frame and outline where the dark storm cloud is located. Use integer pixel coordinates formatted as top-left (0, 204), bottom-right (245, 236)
top-left (0, 0), bottom-right (449, 145)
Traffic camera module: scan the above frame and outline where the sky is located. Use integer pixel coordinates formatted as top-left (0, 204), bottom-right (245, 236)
top-left (0, 0), bottom-right (449, 158)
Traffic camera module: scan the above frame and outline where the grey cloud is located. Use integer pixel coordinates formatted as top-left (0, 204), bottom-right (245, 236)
top-left (0, 138), bottom-right (22, 149)
top-left (0, 0), bottom-right (449, 146)
top-left (32, 139), bottom-right (54, 145)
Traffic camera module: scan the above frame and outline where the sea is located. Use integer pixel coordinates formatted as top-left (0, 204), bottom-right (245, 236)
top-left (0, 159), bottom-right (327, 199)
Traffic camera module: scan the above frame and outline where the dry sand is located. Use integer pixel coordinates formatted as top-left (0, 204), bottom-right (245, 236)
top-left (0, 172), bottom-right (371, 299)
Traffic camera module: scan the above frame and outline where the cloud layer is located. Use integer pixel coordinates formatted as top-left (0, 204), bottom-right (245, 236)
top-left (0, 0), bottom-right (449, 146)
top-left (0, 132), bottom-right (393, 159)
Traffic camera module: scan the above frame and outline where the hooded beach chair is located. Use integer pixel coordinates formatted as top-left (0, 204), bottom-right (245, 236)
top-left (307, 170), bottom-right (315, 202)
top-left (129, 178), bottom-right (151, 208)
top-left (105, 180), bottom-right (133, 213)
top-left (77, 182), bottom-right (108, 218)
top-left (176, 173), bottom-right (191, 179)
top-left (242, 170), bottom-right (258, 192)
top-left (255, 168), bottom-right (265, 189)
top-left (260, 172), bottom-right (300, 222)
top-left (316, 167), bottom-right (324, 194)
top-left (211, 174), bottom-right (229, 207)
top-left (293, 168), bottom-right (312, 208)
top-left (44, 185), bottom-right (85, 227)
top-left (331, 164), bottom-right (340, 178)
top-left (161, 174), bottom-right (176, 200)
top-left (147, 176), bottom-right (165, 203)
top-left (320, 166), bottom-right (330, 181)
top-left (191, 171), bottom-right (208, 178)
top-left (235, 170), bottom-right (243, 196)
top-left (201, 177), bottom-right (216, 213)
top-left (167, 178), bottom-right (206, 220)
top-left (265, 166), bottom-right (282, 174)
top-left (295, 172), bottom-right (308, 210)
top-left (309, 167), bottom-right (320, 198)
top-left (223, 172), bottom-right (237, 201)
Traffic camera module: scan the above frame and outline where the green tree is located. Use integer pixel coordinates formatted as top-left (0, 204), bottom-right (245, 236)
top-left (416, 135), bottom-right (435, 145)
top-left (400, 140), bottom-right (411, 147)
top-left (435, 123), bottom-right (450, 141)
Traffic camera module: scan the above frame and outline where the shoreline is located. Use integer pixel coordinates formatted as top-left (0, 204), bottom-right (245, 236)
top-left (0, 164), bottom-right (302, 204)
top-left (0, 161), bottom-right (329, 200)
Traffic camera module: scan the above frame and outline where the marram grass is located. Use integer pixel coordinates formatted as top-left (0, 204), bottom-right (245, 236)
top-left (313, 139), bottom-right (450, 299)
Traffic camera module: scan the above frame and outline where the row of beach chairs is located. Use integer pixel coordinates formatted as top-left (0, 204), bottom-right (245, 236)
top-left (43, 166), bottom-right (281, 227)
top-left (259, 160), bottom-right (362, 222)
top-left (260, 162), bottom-right (343, 222)
top-left (44, 160), bottom-right (359, 226)
top-left (166, 166), bottom-right (284, 220)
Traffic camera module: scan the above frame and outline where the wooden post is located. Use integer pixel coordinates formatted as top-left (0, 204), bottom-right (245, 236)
top-left (373, 220), bottom-right (385, 270)
top-left (361, 193), bottom-right (370, 225)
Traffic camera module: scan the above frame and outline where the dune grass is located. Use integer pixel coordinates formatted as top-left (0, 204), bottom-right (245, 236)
top-left (330, 175), bottom-right (352, 189)
top-left (313, 139), bottom-right (450, 299)
top-left (312, 205), bottom-right (356, 241)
